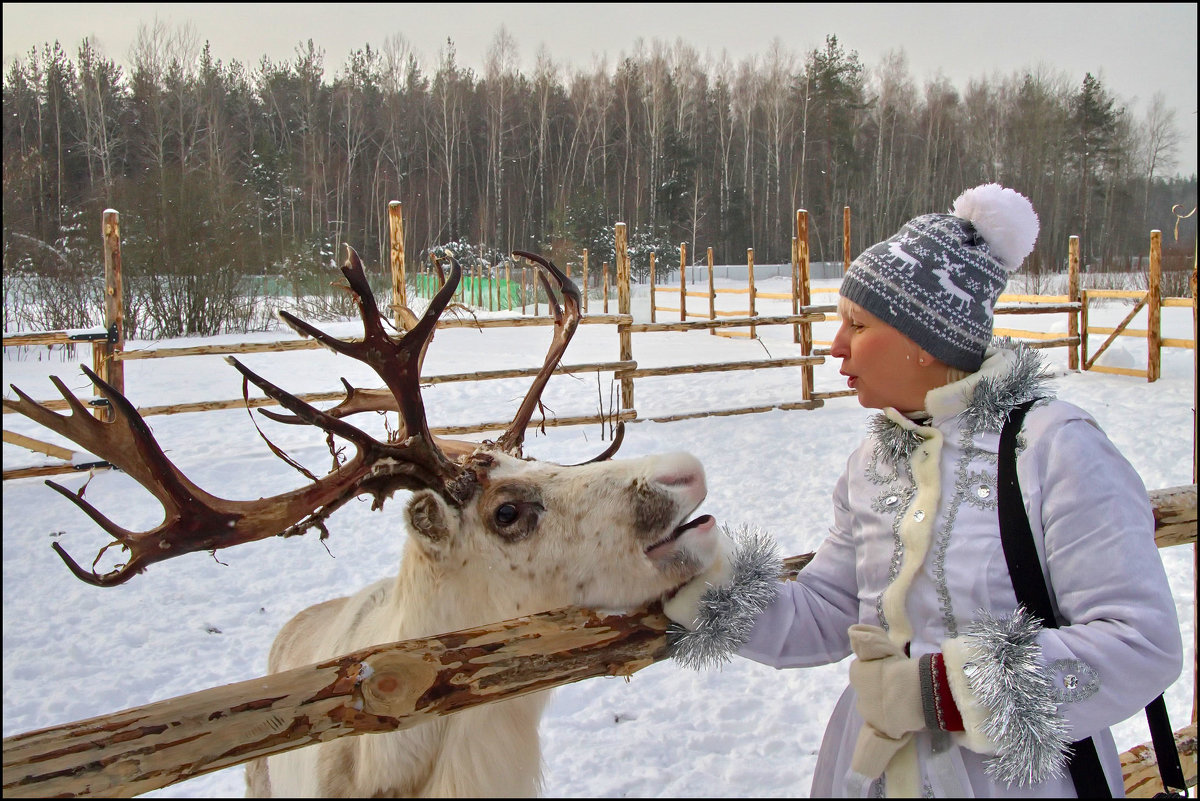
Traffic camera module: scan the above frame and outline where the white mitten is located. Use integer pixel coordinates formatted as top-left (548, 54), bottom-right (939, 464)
top-left (849, 724), bottom-right (912, 783)
top-left (847, 624), bottom-right (925, 739)
top-left (663, 528), bottom-right (736, 630)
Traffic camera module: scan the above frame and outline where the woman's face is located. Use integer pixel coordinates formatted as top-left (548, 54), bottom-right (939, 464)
top-left (830, 300), bottom-right (943, 412)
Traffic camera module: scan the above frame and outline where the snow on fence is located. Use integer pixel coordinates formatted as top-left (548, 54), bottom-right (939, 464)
top-left (1, 487), bottom-right (1195, 798)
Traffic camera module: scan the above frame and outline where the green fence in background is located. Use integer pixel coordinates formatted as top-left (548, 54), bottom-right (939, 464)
top-left (414, 274), bottom-right (530, 311)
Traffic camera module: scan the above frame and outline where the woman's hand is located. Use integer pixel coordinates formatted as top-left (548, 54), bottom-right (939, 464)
top-left (662, 528), bottom-right (737, 630)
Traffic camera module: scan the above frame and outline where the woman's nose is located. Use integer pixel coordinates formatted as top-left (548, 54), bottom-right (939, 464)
top-left (830, 323), bottom-right (850, 359)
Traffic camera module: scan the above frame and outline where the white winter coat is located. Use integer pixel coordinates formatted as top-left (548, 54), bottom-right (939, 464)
top-left (739, 346), bottom-right (1182, 797)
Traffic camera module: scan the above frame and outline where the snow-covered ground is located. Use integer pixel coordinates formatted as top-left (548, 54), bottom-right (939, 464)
top-left (3, 276), bottom-right (1195, 797)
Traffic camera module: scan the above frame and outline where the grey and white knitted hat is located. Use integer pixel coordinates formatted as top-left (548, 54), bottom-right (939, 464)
top-left (839, 184), bottom-right (1040, 372)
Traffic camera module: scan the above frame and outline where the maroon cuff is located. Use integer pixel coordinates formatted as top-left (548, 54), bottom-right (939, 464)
top-left (930, 652), bottom-right (964, 732)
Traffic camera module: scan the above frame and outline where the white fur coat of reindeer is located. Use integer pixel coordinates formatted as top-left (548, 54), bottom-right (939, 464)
top-left (247, 448), bottom-right (717, 797)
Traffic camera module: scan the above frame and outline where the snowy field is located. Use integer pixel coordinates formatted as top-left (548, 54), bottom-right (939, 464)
top-left (2, 276), bottom-right (1195, 797)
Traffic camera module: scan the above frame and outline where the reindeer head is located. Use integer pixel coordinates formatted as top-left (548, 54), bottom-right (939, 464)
top-left (401, 449), bottom-right (717, 612)
top-left (7, 248), bottom-right (716, 603)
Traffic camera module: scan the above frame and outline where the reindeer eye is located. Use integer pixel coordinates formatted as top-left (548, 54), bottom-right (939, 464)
top-left (494, 503), bottom-right (520, 526)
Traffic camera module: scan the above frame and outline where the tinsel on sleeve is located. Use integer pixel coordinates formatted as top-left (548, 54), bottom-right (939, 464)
top-left (951, 606), bottom-right (1071, 786)
top-left (668, 524), bottom-right (781, 670)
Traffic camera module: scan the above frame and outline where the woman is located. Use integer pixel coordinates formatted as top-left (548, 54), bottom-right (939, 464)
top-left (664, 184), bottom-right (1182, 797)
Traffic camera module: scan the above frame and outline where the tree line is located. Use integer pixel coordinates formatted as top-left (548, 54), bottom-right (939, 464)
top-left (3, 23), bottom-right (1195, 337)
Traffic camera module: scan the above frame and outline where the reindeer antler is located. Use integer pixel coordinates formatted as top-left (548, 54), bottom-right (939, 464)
top-left (497, 251), bottom-right (582, 456)
top-left (8, 246), bottom-right (610, 585)
top-left (6, 246), bottom-right (482, 586)
top-left (268, 250), bottom-right (592, 460)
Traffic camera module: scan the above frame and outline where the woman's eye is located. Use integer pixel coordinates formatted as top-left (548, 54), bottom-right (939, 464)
top-left (495, 503), bottom-right (520, 526)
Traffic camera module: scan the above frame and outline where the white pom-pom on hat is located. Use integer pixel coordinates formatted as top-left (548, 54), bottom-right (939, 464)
top-left (951, 183), bottom-right (1039, 272)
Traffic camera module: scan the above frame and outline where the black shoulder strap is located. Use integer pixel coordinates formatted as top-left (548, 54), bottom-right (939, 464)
top-left (1147, 694), bottom-right (1190, 796)
top-left (997, 401), bottom-right (1057, 624)
top-left (998, 400), bottom-right (1112, 798)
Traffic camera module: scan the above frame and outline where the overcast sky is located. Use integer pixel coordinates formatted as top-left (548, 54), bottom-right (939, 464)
top-left (3, 3), bottom-right (1197, 176)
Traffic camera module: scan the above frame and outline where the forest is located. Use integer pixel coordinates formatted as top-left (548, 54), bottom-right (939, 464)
top-left (2, 23), bottom-right (1196, 338)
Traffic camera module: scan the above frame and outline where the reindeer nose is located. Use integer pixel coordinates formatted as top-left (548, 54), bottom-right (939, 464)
top-left (652, 453), bottom-right (706, 496)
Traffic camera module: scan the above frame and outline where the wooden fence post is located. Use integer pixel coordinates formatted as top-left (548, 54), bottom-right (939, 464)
top-left (603, 264), bottom-right (609, 314)
top-left (679, 243), bottom-right (687, 322)
top-left (1081, 288), bottom-right (1090, 369)
top-left (616, 223), bottom-right (634, 411)
top-left (388, 202), bottom-right (406, 329)
top-left (797, 209), bottom-right (814, 402)
top-left (582, 249), bottom-right (589, 315)
top-left (1068, 235), bottom-right (1080, 370)
top-left (791, 235), bottom-right (799, 344)
top-left (748, 248), bottom-right (757, 339)
top-left (99, 210), bottom-right (125, 420)
top-left (472, 248), bottom-right (482, 311)
top-left (1148, 230), bottom-right (1162, 383)
top-left (708, 247), bottom-right (716, 336)
top-left (843, 205), bottom-right (852, 273)
top-left (649, 252), bottom-right (656, 323)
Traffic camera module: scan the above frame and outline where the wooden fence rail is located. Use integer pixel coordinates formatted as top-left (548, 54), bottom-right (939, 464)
top-left (4, 485), bottom-right (1194, 799)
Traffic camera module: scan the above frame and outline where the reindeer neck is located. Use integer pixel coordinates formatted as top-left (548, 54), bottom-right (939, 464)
top-left (384, 540), bottom-right (537, 643)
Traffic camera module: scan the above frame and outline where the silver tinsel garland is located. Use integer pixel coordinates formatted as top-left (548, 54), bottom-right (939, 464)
top-left (668, 524), bottom-right (781, 670)
top-left (869, 412), bottom-right (924, 467)
top-left (960, 341), bottom-right (1055, 434)
top-left (960, 606), bottom-right (1071, 786)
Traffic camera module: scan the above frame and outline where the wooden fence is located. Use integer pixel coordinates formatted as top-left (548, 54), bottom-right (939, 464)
top-left (646, 219), bottom-right (1195, 383)
top-left (5, 205), bottom-right (1195, 481)
top-left (1080, 231), bottom-right (1198, 381)
top-left (2, 207), bottom-right (835, 479)
top-left (2, 485), bottom-right (1194, 799)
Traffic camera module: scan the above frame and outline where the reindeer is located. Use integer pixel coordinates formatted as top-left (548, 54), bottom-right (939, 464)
top-left (7, 249), bottom-right (719, 797)
top-left (931, 259), bottom-right (976, 313)
top-left (883, 238), bottom-right (924, 273)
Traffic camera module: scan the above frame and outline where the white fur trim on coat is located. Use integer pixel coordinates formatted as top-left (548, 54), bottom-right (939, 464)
top-left (876, 410), bottom-right (944, 648)
top-left (941, 636), bottom-right (1001, 755)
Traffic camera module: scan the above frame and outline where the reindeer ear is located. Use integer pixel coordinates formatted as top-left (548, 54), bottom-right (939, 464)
top-left (404, 490), bottom-right (459, 554)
